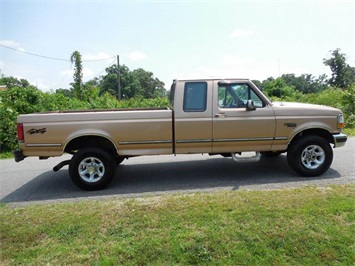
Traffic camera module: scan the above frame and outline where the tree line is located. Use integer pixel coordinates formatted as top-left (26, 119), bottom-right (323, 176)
top-left (253, 48), bottom-right (355, 95)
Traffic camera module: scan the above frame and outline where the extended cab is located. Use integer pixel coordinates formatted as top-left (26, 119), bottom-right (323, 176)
top-left (14, 79), bottom-right (347, 190)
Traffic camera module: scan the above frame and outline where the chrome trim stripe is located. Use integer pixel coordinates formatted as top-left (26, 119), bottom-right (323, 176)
top-left (213, 137), bottom-right (274, 143)
top-left (119, 140), bottom-right (172, 145)
top-left (274, 137), bottom-right (288, 140)
top-left (121, 137), bottom-right (289, 146)
top-left (177, 137), bottom-right (288, 144)
top-left (176, 139), bottom-right (213, 144)
top-left (26, 143), bottom-right (62, 147)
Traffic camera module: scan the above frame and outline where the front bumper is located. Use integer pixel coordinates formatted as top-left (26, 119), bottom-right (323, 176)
top-left (13, 149), bottom-right (26, 162)
top-left (333, 133), bottom-right (347, 148)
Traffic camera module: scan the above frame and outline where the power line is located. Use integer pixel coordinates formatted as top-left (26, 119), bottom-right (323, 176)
top-left (95, 58), bottom-right (117, 77)
top-left (0, 44), bottom-right (115, 62)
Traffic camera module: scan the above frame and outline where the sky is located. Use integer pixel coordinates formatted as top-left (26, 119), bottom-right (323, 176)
top-left (1, 0), bottom-right (354, 91)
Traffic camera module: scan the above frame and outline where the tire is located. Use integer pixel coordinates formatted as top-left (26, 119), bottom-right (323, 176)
top-left (114, 155), bottom-right (125, 165)
top-left (287, 135), bottom-right (333, 177)
top-left (69, 148), bottom-right (116, 191)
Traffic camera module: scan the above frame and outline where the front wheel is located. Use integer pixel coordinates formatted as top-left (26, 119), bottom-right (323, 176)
top-left (287, 136), bottom-right (333, 177)
top-left (69, 148), bottom-right (116, 190)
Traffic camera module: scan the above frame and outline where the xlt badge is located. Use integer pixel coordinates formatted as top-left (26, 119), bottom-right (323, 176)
top-left (284, 123), bottom-right (297, 128)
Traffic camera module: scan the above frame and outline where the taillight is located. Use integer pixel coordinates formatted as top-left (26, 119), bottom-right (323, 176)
top-left (17, 123), bottom-right (24, 141)
top-left (337, 114), bottom-right (344, 129)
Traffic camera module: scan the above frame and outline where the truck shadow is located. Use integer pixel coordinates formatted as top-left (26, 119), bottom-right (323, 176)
top-left (1, 155), bottom-right (342, 204)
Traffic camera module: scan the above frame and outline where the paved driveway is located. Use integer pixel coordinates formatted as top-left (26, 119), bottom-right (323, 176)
top-left (1, 137), bottom-right (354, 206)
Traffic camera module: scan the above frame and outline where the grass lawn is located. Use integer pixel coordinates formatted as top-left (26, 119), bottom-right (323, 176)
top-left (0, 185), bottom-right (354, 265)
top-left (343, 127), bottom-right (355, 136)
top-left (0, 152), bottom-right (13, 159)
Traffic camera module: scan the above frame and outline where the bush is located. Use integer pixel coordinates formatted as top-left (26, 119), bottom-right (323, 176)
top-left (0, 105), bottom-right (18, 152)
top-left (342, 85), bottom-right (355, 128)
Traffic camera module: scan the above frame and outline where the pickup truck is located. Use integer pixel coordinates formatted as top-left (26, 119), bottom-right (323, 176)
top-left (14, 78), bottom-right (348, 190)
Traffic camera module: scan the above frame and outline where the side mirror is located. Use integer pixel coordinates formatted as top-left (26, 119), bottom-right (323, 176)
top-left (246, 100), bottom-right (256, 111)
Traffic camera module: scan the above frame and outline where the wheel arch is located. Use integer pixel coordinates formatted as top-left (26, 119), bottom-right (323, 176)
top-left (288, 128), bottom-right (333, 150)
top-left (64, 134), bottom-right (118, 155)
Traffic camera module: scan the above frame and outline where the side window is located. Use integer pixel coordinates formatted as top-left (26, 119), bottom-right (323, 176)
top-left (218, 84), bottom-right (265, 109)
top-left (183, 82), bottom-right (207, 112)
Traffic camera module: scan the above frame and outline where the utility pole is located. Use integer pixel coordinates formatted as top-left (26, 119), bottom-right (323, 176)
top-left (117, 55), bottom-right (121, 100)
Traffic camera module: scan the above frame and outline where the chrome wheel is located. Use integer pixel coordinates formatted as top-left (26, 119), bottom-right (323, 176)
top-left (287, 136), bottom-right (333, 177)
top-left (78, 157), bottom-right (105, 183)
top-left (69, 148), bottom-right (116, 190)
top-left (300, 145), bottom-right (325, 170)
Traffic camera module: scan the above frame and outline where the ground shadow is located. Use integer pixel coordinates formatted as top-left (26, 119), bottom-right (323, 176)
top-left (0, 155), bottom-right (342, 204)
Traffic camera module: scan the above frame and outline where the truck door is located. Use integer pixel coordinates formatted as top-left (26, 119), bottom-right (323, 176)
top-left (212, 80), bottom-right (276, 153)
top-left (174, 80), bottom-right (213, 154)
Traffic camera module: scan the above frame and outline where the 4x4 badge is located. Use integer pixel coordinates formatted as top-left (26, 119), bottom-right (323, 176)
top-left (27, 128), bottom-right (46, 135)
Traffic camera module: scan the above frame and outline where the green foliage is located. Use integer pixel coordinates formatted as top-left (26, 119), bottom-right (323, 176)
top-left (0, 104), bottom-right (18, 153)
top-left (291, 87), bottom-right (344, 109)
top-left (262, 77), bottom-right (302, 100)
top-left (116, 97), bottom-right (170, 109)
top-left (98, 64), bottom-right (167, 99)
top-left (55, 88), bottom-right (73, 98)
top-left (0, 76), bottom-right (31, 89)
top-left (323, 48), bottom-right (355, 89)
top-left (70, 51), bottom-right (83, 99)
top-left (281, 73), bottom-right (328, 94)
top-left (132, 68), bottom-right (166, 98)
top-left (342, 85), bottom-right (355, 128)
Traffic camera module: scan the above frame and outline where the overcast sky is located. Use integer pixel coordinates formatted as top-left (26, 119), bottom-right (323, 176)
top-left (1, 0), bottom-right (354, 91)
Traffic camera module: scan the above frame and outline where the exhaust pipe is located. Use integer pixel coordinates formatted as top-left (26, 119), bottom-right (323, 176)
top-left (53, 160), bottom-right (70, 172)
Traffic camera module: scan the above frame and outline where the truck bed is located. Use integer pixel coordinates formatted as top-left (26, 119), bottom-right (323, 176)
top-left (18, 108), bottom-right (173, 157)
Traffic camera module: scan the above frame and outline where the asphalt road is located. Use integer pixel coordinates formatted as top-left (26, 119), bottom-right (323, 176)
top-left (1, 137), bottom-right (354, 206)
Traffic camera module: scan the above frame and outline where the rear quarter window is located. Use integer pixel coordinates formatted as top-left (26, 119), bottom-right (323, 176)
top-left (183, 82), bottom-right (207, 112)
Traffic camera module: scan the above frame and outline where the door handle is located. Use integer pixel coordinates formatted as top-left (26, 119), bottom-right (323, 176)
top-left (215, 113), bottom-right (227, 118)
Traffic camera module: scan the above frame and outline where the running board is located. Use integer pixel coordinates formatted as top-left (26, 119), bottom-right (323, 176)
top-left (232, 152), bottom-right (261, 163)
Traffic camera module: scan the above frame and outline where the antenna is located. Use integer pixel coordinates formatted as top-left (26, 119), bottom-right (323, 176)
top-left (117, 55), bottom-right (121, 100)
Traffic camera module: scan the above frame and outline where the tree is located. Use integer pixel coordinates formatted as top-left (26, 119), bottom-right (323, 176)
top-left (323, 48), bottom-right (355, 89)
top-left (262, 77), bottom-right (299, 99)
top-left (132, 68), bottom-right (166, 98)
top-left (281, 74), bottom-right (328, 94)
top-left (70, 51), bottom-right (83, 99)
top-left (98, 64), bottom-right (120, 97)
top-left (251, 80), bottom-right (263, 90)
top-left (97, 64), bottom-right (166, 99)
top-left (56, 88), bottom-right (73, 98)
top-left (0, 76), bottom-right (31, 89)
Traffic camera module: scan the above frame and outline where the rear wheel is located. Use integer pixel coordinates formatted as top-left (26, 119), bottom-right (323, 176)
top-left (287, 135), bottom-right (333, 176)
top-left (69, 148), bottom-right (116, 190)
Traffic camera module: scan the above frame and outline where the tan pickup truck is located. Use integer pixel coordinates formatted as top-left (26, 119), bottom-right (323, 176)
top-left (14, 79), bottom-right (347, 190)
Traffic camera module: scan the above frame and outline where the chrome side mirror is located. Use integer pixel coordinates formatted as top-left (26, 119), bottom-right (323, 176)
top-left (246, 100), bottom-right (256, 111)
